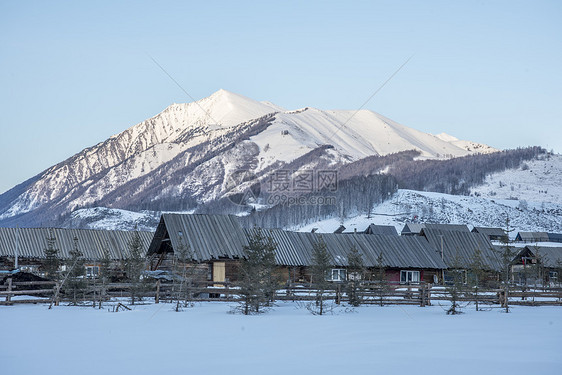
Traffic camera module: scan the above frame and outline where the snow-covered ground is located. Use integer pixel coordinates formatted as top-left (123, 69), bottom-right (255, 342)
top-left (63, 207), bottom-right (159, 231)
top-left (295, 188), bottom-right (562, 234)
top-left (1, 301), bottom-right (560, 374)
top-left (471, 154), bottom-right (562, 205)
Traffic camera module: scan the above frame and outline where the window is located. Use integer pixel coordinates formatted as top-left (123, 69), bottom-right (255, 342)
top-left (85, 265), bottom-right (100, 278)
top-left (328, 269), bottom-right (347, 282)
top-left (549, 271), bottom-right (558, 281)
top-left (400, 270), bottom-right (420, 284)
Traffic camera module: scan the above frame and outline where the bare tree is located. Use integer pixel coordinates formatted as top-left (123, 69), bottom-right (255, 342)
top-left (97, 244), bottom-right (112, 309)
top-left (64, 237), bottom-right (85, 306)
top-left (171, 239), bottom-right (198, 311)
top-left (498, 216), bottom-right (516, 313)
top-left (469, 247), bottom-right (486, 311)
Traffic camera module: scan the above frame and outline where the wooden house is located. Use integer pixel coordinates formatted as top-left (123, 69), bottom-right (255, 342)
top-left (147, 214), bottom-right (448, 286)
top-left (363, 224), bottom-right (398, 236)
top-left (0, 227), bottom-right (153, 277)
top-left (401, 223), bottom-right (425, 236)
top-left (472, 227), bottom-right (507, 241)
top-left (420, 228), bottom-right (502, 284)
top-left (401, 223), bottom-right (470, 236)
top-left (511, 246), bottom-right (562, 285)
top-left (547, 233), bottom-right (562, 243)
top-left (515, 232), bottom-right (550, 243)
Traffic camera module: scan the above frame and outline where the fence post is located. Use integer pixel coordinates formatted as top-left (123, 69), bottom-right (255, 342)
top-left (54, 282), bottom-right (60, 306)
top-left (6, 277), bottom-right (12, 304)
top-left (420, 284), bottom-right (426, 307)
top-left (155, 279), bottom-right (161, 304)
top-left (335, 284), bottom-right (341, 305)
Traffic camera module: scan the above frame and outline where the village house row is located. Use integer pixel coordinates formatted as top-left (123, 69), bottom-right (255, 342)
top-left (0, 214), bottom-right (561, 286)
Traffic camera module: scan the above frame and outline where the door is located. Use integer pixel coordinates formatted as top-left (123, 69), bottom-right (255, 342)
top-left (213, 261), bottom-right (226, 287)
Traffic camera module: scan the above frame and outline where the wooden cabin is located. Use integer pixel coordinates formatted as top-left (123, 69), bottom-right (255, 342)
top-left (511, 246), bottom-right (562, 285)
top-left (147, 213), bottom-right (448, 286)
top-left (516, 232), bottom-right (550, 243)
top-left (363, 224), bottom-right (398, 236)
top-left (420, 228), bottom-right (502, 284)
top-left (472, 227), bottom-right (507, 242)
top-left (0, 227), bottom-right (153, 278)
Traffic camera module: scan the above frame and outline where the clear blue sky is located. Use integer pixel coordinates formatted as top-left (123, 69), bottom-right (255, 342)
top-left (1, 0), bottom-right (561, 194)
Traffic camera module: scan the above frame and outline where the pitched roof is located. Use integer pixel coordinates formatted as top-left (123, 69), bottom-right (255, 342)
top-left (149, 214), bottom-right (447, 269)
top-left (147, 214), bottom-right (248, 261)
top-left (402, 223), bottom-right (470, 235)
top-left (424, 224), bottom-right (470, 232)
top-left (401, 223), bottom-right (425, 235)
top-left (364, 224), bottom-right (398, 236)
top-left (421, 228), bottom-right (502, 271)
top-left (472, 227), bottom-right (507, 238)
top-left (247, 229), bottom-right (446, 269)
top-left (522, 246), bottom-right (562, 268)
top-left (547, 233), bottom-right (562, 243)
top-left (0, 227), bottom-right (153, 261)
top-left (516, 232), bottom-right (549, 242)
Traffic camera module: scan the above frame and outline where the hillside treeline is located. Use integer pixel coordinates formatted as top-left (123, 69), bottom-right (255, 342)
top-left (390, 146), bottom-right (545, 194)
top-left (239, 146), bottom-right (545, 228)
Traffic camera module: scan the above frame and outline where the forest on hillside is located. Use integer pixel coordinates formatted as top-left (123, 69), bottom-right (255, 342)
top-left (238, 146), bottom-right (546, 229)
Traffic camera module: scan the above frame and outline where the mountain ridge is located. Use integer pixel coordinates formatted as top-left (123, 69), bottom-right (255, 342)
top-left (0, 89), bottom-right (497, 227)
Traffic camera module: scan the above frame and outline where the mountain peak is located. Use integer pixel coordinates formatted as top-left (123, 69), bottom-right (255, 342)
top-left (193, 89), bottom-right (281, 127)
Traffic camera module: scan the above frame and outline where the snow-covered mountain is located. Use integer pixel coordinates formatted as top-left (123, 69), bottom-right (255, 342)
top-left (0, 89), bottom-right (497, 227)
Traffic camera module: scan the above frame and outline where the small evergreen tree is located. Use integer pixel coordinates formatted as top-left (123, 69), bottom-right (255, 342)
top-left (43, 229), bottom-right (60, 280)
top-left (125, 229), bottom-right (146, 305)
top-left (446, 252), bottom-right (466, 315)
top-left (310, 236), bottom-right (332, 315)
top-left (346, 245), bottom-right (365, 307)
top-left (64, 237), bottom-right (86, 306)
top-left (238, 228), bottom-right (279, 315)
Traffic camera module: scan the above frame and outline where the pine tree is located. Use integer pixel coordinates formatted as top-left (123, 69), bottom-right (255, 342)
top-left (238, 228), bottom-right (279, 315)
top-left (346, 245), bottom-right (365, 307)
top-left (65, 236), bottom-right (86, 306)
top-left (310, 236), bottom-right (332, 315)
top-left (43, 228), bottom-right (60, 280)
top-left (125, 229), bottom-right (146, 305)
top-left (446, 252), bottom-right (465, 315)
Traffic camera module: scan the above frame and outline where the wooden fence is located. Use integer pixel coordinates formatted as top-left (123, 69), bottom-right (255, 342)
top-left (2, 278), bottom-right (562, 307)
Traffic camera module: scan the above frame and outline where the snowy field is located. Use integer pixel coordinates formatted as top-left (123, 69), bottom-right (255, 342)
top-left (1, 301), bottom-right (561, 375)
